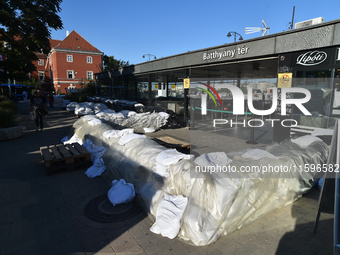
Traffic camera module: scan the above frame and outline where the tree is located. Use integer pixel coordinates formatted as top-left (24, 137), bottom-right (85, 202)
top-left (0, 0), bottom-right (63, 83)
top-left (102, 55), bottom-right (130, 71)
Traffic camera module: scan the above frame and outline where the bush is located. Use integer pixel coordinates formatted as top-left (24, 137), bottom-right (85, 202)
top-left (0, 99), bottom-right (18, 128)
top-left (65, 92), bottom-right (80, 102)
top-left (78, 95), bottom-right (86, 102)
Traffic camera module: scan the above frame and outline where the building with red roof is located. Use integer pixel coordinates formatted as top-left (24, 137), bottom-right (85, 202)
top-left (32, 30), bottom-right (103, 94)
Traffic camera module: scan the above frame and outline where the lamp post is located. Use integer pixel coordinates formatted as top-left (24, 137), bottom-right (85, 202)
top-left (142, 54), bottom-right (157, 61)
top-left (74, 72), bottom-right (77, 89)
top-left (227, 31), bottom-right (243, 42)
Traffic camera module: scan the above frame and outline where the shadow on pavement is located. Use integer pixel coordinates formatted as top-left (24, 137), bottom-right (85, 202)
top-left (276, 189), bottom-right (333, 255)
top-left (0, 101), bottom-right (148, 255)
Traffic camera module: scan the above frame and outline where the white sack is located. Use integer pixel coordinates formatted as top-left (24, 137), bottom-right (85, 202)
top-left (82, 115), bottom-right (97, 122)
top-left (62, 133), bottom-right (83, 145)
top-left (85, 158), bottom-right (106, 178)
top-left (158, 112), bottom-right (170, 119)
top-left (143, 127), bottom-right (156, 133)
top-left (241, 149), bottom-right (279, 160)
top-left (107, 179), bottom-right (135, 206)
top-left (88, 118), bottom-right (102, 127)
top-left (82, 139), bottom-right (107, 163)
top-left (103, 129), bottom-right (120, 139)
top-left (103, 128), bottom-right (134, 139)
top-left (154, 163), bottom-right (170, 178)
top-left (119, 133), bottom-right (146, 145)
top-left (311, 128), bottom-right (334, 136)
top-left (118, 128), bottom-right (134, 137)
top-left (150, 194), bottom-right (188, 239)
top-left (291, 135), bottom-right (322, 147)
top-left (156, 149), bottom-right (192, 166)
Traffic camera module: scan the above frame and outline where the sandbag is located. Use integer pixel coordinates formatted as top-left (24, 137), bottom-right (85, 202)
top-left (107, 179), bottom-right (135, 206)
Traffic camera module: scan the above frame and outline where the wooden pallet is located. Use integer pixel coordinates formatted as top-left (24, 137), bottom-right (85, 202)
top-left (40, 143), bottom-right (91, 175)
top-left (152, 136), bottom-right (190, 153)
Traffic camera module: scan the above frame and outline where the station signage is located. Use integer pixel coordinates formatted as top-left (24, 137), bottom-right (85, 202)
top-left (202, 46), bottom-right (249, 61)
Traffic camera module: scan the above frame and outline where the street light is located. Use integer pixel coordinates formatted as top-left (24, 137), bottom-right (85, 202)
top-left (227, 31), bottom-right (243, 42)
top-left (74, 72), bottom-right (77, 89)
top-left (143, 54), bottom-right (157, 61)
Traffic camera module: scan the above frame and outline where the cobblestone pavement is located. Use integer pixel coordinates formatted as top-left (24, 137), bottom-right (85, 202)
top-left (0, 100), bottom-right (333, 255)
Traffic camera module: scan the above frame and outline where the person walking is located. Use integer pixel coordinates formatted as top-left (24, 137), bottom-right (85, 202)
top-left (48, 92), bottom-right (54, 109)
top-left (28, 88), bottom-right (48, 131)
top-left (22, 90), bottom-right (28, 102)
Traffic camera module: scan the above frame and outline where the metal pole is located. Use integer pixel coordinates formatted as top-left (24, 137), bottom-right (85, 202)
top-left (246, 114), bottom-right (258, 144)
top-left (184, 88), bottom-right (189, 125)
top-left (8, 77), bottom-right (11, 97)
top-left (334, 120), bottom-right (340, 255)
top-left (148, 74), bottom-right (152, 106)
top-left (290, 6), bottom-right (295, 29)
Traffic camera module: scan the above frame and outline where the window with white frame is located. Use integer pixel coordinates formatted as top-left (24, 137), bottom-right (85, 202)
top-left (87, 56), bottom-right (93, 64)
top-left (87, 71), bottom-right (93, 80)
top-left (67, 70), bottom-right (74, 79)
top-left (67, 54), bottom-right (73, 62)
top-left (38, 71), bottom-right (45, 81)
top-left (38, 59), bottom-right (44, 66)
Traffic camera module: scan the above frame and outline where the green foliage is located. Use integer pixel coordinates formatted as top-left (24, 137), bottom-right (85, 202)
top-left (78, 95), bottom-right (86, 102)
top-left (0, 98), bottom-right (17, 128)
top-left (22, 78), bottom-right (41, 89)
top-left (102, 55), bottom-right (130, 71)
top-left (65, 80), bottom-right (98, 102)
top-left (81, 80), bottom-right (97, 96)
top-left (0, 0), bottom-right (63, 83)
top-left (64, 93), bottom-right (79, 102)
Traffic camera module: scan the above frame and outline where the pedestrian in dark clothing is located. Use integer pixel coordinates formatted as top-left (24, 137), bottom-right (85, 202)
top-left (28, 89), bottom-right (48, 131)
top-left (48, 93), bottom-right (54, 109)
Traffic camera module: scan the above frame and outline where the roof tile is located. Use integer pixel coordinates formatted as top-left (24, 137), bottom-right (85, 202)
top-left (54, 30), bottom-right (101, 52)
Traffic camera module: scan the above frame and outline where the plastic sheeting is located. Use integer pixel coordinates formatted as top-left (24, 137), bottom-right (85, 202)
top-left (69, 118), bottom-right (329, 246)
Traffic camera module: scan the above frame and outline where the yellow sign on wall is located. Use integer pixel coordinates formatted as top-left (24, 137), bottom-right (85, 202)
top-left (278, 73), bottom-right (292, 88)
top-left (154, 84), bottom-right (158, 89)
top-left (184, 78), bottom-right (190, 89)
top-left (172, 84), bottom-right (176, 89)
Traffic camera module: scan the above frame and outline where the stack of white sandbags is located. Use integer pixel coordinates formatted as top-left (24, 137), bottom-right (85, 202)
top-left (69, 117), bottom-right (329, 246)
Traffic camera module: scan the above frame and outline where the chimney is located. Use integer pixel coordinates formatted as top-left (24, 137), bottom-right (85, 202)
top-left (66, 30), bottom-right (69, 37)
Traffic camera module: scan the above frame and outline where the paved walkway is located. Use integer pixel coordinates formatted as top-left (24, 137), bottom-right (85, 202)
top-left (0, 100), bottom-right (334, 255)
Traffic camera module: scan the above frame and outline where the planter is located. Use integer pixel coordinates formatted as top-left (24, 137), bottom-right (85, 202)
top-left (0, 126), bottom-right (23, 141)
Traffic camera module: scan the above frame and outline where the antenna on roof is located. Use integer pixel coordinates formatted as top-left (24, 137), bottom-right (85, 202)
top-left (66, 30), bottom-right (69, 37)
top-left (289, 6), bottom-right (295, 30)
top-left (245, 19), bottom-right (270, 36)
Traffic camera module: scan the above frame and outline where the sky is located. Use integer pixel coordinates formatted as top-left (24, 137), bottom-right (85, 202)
top-left (50, 0), bottom-right (340, 65)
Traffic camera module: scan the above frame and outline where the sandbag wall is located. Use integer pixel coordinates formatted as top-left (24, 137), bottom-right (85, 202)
top-left (71, 117), bottom-right (329, 246)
